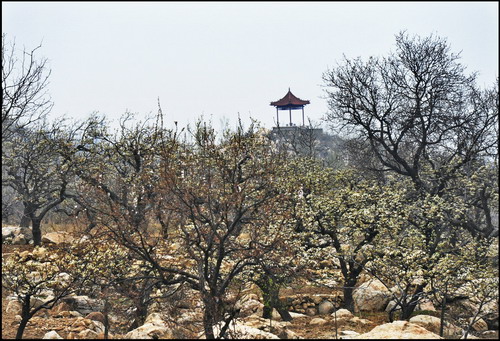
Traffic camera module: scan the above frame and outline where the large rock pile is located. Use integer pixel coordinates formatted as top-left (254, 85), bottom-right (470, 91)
top-left (61, 295), bottom-right (105, 316)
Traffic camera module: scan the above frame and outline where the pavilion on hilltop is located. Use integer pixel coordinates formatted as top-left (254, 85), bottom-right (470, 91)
top-left (270, 88), bottom-right (310, 127)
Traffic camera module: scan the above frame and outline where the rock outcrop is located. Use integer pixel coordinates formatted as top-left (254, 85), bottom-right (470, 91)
top-left (409, 315), bottom-right (462, 337)
top-left (355, 320), bottom-right (443, 339)
top-left (42, 231), bottom-right (74, 244)
top-left (331, 308), bottom-right (355, 322)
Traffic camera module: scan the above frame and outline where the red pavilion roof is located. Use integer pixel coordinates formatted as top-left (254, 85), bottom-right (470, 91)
top-left (270, 88), bottom-right (310, 107)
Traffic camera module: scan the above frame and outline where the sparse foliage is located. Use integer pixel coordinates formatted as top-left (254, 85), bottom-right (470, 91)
top-left (2, 34), bottom-right (52, 142)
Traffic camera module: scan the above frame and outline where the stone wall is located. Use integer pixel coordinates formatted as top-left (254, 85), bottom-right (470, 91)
top-left (281, 293), bottom-right (343, 316)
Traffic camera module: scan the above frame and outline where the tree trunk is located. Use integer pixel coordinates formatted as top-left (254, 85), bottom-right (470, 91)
top-left (257, 274), bottom-right (292, 321)
top-left (276, 306), bottom-right (293, 322)
top-left (203, 306), bottom-right (216, 339)
top-left (19, 205), bottom-right (31, 228)
top-left (401, 284), bottom-right (426, 320)
top-left (202, 294), bottom-right (221, 339)
top-left (261, 286), bottom-right (292, 321)
top-left (343, 286), bottom-right (355, 312)
top-left (32, 219), bottom-right (42, 246)
top-left (15, 316), bottom-right (29, 340)
top-left (439, 286), bottom-right (448, 337)
top-left (104, 297), bottom-right (110, 339)
top-left (262, 304), bottom-right (272, 319)
top-left (134, 302), bottom-right (148, 327)
top-left (343, 277), bottom-right (358, 312)
top-left (270, 289), bottom-right (292, 321)
top-left (16, 297), bottom-right (32, 339)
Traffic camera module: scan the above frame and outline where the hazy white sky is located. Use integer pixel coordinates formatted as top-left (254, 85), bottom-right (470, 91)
top-left (2, 1), bottom-right (498, 131)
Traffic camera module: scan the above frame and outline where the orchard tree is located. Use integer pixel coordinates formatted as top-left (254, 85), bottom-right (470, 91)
top-left (364, 180), bottom-right (497, 321)
top-left (159, 120), bottom-right (292, 338)
top-left (2, 34), bottom-right (52, 142)
top-left (69, 110), bottom-right (179, 326)
top-left (69, 236), bottom-right (176, 336)
top-left (283, 158), bottom-right (408, 312)
top-left (323, 31), bottom-right (498, 238)
top-left (2, 246), bottom-right (92, 339)
top-left (428, 237), bottom-right (498, 338)
top-left (73, 113), bottom-right (293, 338)
top-left (2, 120), bottom-right (77, 245)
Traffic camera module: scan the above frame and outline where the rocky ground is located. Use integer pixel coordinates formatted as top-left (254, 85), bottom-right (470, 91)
top-left (2, 240), bottom-right (498, 339)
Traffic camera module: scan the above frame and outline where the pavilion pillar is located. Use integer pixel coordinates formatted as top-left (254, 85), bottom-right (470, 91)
top-left (302, 107), bottom-right (305, 126)
top-left (289, 108), bottom-right (292, 126)
top-left (276, 107), bottom-right (279, 127)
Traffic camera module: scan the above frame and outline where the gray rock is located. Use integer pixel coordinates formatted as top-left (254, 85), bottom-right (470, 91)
top-left (63, 295), bottom-right (104, 315)
top-left (340, 330), bottom-right (360, 339)
top-left (78, 329), bottom-right (99, 339)
top-left (318, 300), bottom-right (335, 315)
top-left (331, 308), bottom-right (354, 321)
top-left (2, 226), bottom-right (21, 241)
top-left (85, 311), bottom-right (106, 324)
top-left (409, 314), bottom-right (462, 337)
top-left (355, 321), bottom-right (441, 339)
top-left (6, 300), bottom-right (22, 315)
top-left (309, 317), bottom-right (328, 325)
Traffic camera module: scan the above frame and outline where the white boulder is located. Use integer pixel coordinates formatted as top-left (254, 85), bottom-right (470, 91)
top-left (42, 231), bottom-right (74, 244)
top-left (353, 279), bottom-right (391, 312)
top-left (2, 226), bottom-right (33, 244)
top-left (409, 315), bottom-right (462, 337)
top-left (331, 308), bottom-right (355, 321)
top-left (124, 322), bottom-right (172, 339)
top-left (212, 320), bottom-right (280, 339)
top-left (309, 317), bottom-right (328, 325)
top-left (355, 320), bottom-right (442, 339)
top-left (42, 331), bottom-right (63, 339)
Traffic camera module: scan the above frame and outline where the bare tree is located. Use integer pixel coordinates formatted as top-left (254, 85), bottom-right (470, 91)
top-left (71, 113), bottom-right (291, 338)
top-left (323, 31), bottom-right (498, 238)
top-left (67, 111), bottom-right (177, 328)
top-left (2, 34), bottom-right (52, 142)
top-left (160, 120), bottom-right (291, 338)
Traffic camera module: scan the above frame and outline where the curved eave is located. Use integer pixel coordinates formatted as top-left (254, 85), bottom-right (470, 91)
top-left (270, 89), bottom-right (310, 107)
